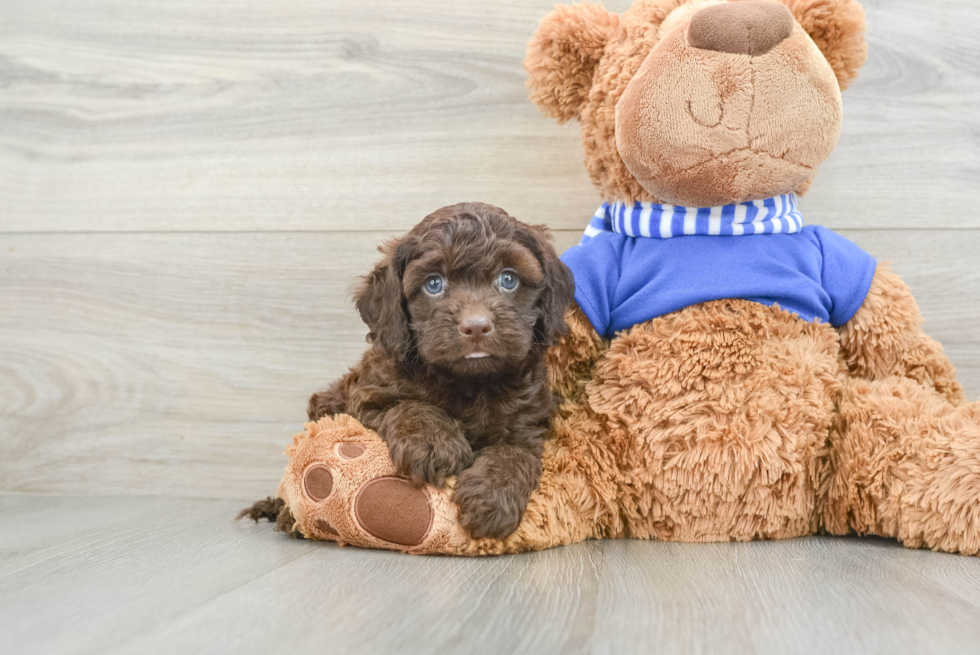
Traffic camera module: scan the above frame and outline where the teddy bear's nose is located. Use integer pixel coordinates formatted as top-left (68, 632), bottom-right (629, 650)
top-left (688, 1), bottom-right (795, 56)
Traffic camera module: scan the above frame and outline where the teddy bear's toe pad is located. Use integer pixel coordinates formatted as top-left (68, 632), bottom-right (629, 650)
top-left (354, 476), bottom-right (433, 546)
top-left (338, 443), bottom-right (365, 459)
top-left (303, 465), bottom-right (334, 501)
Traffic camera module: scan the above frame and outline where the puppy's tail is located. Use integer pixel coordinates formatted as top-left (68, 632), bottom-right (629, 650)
top-left (237, 496), bottom-right (283, 522)
top-left (237, 496), bottom-right (302, 538)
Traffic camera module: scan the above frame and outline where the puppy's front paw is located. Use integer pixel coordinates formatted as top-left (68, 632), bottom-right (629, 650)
top-left (452, 467), bottom-right (526, 540)
top-left (381, 401), bottom-right (473, 488)
top-left (388, 433), bottom-right (473, 488)
top-left (307, 387), bottom-right (346, 421)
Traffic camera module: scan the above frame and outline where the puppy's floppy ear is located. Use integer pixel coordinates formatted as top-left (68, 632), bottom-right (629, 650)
top-left (354, 237), bottom-right (414, 360)
top-left (514, 223), bottom-right (577, 347)
top-left (524, 3), bottom-right (620, 124)
top-left (780, 0), bottom-right (867, 89)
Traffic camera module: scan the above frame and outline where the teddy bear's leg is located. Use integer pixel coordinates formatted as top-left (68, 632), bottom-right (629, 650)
top-left (838, 265), bottom-right (966, 405)
top-left (820, 376), bottom-right (980, 555)
top-left (275, 414), bottom-right (603, 555)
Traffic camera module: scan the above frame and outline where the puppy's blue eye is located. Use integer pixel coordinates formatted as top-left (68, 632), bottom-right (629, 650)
top-left (424, 275), bottom-right (444, 295)
top-left (498, 270), bottom-right (519, 291)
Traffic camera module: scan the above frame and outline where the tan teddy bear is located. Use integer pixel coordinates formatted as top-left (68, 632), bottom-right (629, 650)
top-left (265, 0), bottom-right (980, 556)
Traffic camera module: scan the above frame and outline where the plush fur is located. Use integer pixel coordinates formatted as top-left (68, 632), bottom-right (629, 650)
top-left (260, 0), bottom-right (980, 557)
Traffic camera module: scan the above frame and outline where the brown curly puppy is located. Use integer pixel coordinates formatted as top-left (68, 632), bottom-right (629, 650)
top-left (291, 202), bottom-right (575, 539)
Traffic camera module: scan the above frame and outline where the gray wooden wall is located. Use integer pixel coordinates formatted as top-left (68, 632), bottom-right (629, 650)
top-left (1, 0), bottom-right (978, 500)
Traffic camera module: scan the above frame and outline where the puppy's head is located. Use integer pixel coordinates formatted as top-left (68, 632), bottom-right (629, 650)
top-left (355, 203), bottom-right (575, 377)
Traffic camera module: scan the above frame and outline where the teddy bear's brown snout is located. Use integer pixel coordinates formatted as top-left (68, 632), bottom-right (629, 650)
top-left (688, 1), bottom-right (794, 56)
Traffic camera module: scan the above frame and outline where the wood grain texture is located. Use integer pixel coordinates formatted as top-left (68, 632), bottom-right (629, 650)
top-left (1, 495), bottom-right (979, 655)
top-left (2, 229), bottom-right (979, 499)
top-left (0, 231), bottom-right (376, 498)
top-left (588, 538), bottom-right (980, 654)
top-left (0, 495), bottom-right (320, 655)
top-left (1, 227), bottom-right (978, 499)
top-left (0, 0), bottom-right (978, 233)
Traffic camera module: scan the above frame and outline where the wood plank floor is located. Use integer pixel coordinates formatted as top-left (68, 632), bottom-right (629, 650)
top-left (2, 494), bottom-right (980, 655)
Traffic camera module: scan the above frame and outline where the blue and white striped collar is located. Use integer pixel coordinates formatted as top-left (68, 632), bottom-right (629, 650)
top-left (580, 193), bottom-right (803, 244)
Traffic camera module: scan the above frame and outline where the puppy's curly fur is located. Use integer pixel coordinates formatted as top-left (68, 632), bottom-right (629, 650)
top-left (245, 203), bottom-right (575, 540)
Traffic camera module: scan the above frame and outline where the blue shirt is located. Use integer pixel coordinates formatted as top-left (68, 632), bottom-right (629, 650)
top-left (561, 225), bottom-right (877, 339)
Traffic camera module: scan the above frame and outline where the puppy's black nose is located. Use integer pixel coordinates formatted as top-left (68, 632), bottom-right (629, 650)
top-left (459, 315), bottom-right (494, 340)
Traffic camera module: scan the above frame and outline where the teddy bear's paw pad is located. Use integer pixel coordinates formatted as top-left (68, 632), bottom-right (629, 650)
top-left (353, 476), bottom-right (433, 546)
top-left (337, 443), bottom-right (366, 460)
top-left (303, 465), bottom-right (334, 501)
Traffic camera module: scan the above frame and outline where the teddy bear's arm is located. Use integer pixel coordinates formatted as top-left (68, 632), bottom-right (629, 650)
top-left (837, 264), bottom-right (966, 405)
top-left (545, 303), bottom-right (610, 402)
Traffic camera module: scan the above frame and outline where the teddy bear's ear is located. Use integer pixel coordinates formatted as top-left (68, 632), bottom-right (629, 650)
top-left (780, 0), bottom-right (868, 90)
top-left (524, 3), bottom-right (620, 123)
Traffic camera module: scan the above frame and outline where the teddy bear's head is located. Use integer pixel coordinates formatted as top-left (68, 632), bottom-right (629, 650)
top-left (525, 0), bottom-right (867, 207)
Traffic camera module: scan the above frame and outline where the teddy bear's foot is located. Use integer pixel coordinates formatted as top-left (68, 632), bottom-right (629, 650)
top-left (824, 376), bottom-right (980, 556)
top-left (276, 415), bottom-right (475, 554)
top-left (274, 414), bottom-right (599, 555)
